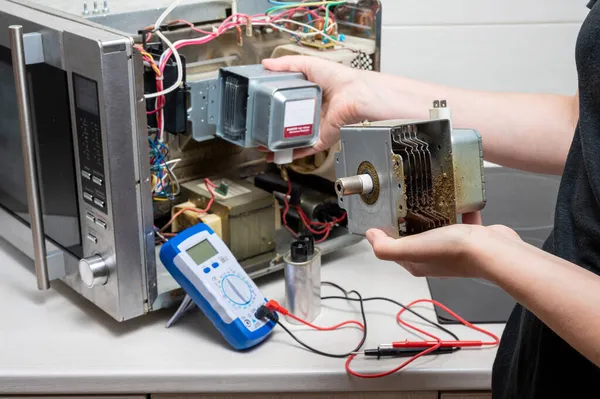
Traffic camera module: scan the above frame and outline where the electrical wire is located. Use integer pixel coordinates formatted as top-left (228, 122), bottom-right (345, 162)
top-left (155, 0), bottom-right (183, 29)
top-left (263, 282), bottom-right (455, 360)
top-left (395, 299), bottom-right (500, 347)
top-left (320, 292), bottom-right (460, 341)
top-left (159, 178), bottom-right (217, 233)
top-left (259, 282), bottom-right (499, 379)
top-left (145, 30), bottom-right (183, 100)
top-left (149, 138), bottom-right (180, 200)
top-left (266, 288), bottom-right (368, 358)
top-left (344, 298), bottom-right (500, 379)
top-left (281, 178), bottom-right (299, 238)
top-left (141, 1), bottom-right (350, 147)
top-left (266, 1), bottom-right (345, 15)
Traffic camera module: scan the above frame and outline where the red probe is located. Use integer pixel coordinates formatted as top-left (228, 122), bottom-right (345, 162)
top-left (390, 340), bottom-right (484, 348)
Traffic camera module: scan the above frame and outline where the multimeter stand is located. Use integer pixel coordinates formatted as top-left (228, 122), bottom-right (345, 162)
top-left (166, 294), bottom-right (196, 328)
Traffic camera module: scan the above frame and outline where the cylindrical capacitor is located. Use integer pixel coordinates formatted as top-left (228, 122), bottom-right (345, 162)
top-left (283, 235), bottom-right (321, 324)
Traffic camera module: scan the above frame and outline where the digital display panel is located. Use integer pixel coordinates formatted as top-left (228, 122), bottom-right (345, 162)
top-left (73, 73), bottom-right (99, 116)
top-left (187, 239), bottom-right (218, 265)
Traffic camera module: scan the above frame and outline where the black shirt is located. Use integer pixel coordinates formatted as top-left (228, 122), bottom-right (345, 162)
top-left (491, 1), bottom-right (600, 397)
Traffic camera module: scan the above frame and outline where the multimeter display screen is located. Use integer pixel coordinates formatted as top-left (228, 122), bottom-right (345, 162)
top-left (187, 239), bottom-right (218, 265)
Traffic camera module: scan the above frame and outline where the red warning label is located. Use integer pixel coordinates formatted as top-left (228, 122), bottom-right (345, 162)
top-left (284, 124), bottom-right (314, 138)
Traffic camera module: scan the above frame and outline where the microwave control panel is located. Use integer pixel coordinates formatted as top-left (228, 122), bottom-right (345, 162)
top-left (73, 73), bottom-right (108, 215)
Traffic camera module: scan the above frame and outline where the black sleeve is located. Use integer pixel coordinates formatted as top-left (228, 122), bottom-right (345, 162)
top-left (589, 0), bottom-right (597, 9)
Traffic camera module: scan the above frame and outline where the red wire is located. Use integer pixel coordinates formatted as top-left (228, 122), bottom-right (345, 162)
top-left (396, 299), bottom-right (500, 346)
top-left (266, 282), bottom-right (498, 379)
top-left (282, 178), bottom-right (298, 238)
top-left (344, 299), bottom-right (499, 379)
top-left (345, 344), bottom-right (443, 379)
top-left (151, 6), bottom-right (337, 136)
top-left (147, 104), bottom-right (164, 115)
top-left (294, 205), bottom-right (347, 243)
top-left (266, 300), bottom-right (364, 332)
top-left (159, 178), bottom-right (216, 233)
top-left (169, 19), bottom-right (213, 35)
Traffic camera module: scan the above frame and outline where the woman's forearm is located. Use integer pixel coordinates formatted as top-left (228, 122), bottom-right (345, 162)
top-left (361, 72), bottom-right (579, 175)
top-left (474, 234), bottom-right (600, 366)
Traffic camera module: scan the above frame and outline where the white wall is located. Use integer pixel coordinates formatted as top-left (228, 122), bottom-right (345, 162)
top-left (379, 0), bottom-right (587, 94)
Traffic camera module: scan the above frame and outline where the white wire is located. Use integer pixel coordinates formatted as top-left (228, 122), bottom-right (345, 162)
top-left (155, 0), bottom-right (183, 29)
top-left (144, 30), bottom-right (183, 100)
top-left (166, 158), bottom-right (182, 167)
top-left (145, 5), bottom-right (349, 117)
top-left (273, 18), bottom-right (337, 37)
top-left (268, 20), bottom-right (347, 46)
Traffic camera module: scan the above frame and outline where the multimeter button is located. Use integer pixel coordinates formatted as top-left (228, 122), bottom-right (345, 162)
top-left (212, 262), bottom-right (219, 269)
top-left (203, 267), bottom-right (211, 274)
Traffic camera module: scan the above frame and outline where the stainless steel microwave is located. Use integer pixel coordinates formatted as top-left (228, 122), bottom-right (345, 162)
top-left (0, 0), bottom-right (383, 321)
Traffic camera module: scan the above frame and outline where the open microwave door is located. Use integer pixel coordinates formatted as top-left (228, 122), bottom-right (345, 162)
top-left (0, 0), bottom-right (155, 321)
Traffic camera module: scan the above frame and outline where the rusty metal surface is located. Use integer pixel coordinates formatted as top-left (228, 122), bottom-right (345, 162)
top-left (451, 128), bottom-right (487, 214)
top-left (357, 161), bottom-right (380, 205)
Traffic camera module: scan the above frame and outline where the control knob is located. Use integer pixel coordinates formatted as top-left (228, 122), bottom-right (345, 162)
top-left (79, 255), bottom-right (109, 288)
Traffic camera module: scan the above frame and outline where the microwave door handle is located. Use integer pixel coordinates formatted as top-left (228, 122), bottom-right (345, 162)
top-left (9, 25), bottom-right (50, 291)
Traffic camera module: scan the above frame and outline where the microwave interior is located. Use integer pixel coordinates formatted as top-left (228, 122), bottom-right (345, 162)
top-left (0, 0), bottom-right (381, 321)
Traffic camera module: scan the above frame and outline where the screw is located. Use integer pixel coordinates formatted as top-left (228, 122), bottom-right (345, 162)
top-left (93, 0), bottom-right (99, 13)
top-left (102, 0), bottom-right (109, 13)
top-left (83, 1), bottom-right (89, 15)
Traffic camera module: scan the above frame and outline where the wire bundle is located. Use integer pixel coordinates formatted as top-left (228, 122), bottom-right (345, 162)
top-left (149, 137), bottom-right (181, 201)
top-left (281, 177), bottom-right (347, 243)
top-left (141, 0), bottom-right (350, 141)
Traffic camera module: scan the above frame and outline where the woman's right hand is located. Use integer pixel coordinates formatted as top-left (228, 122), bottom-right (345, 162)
top-left (262, 56), bottom-right (380, 159)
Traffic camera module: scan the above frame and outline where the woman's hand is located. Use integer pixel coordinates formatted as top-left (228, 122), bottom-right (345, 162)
top-left (365, 222), bottom-right (522, 279)
top-left (262, 56), bottom-right (384, 159)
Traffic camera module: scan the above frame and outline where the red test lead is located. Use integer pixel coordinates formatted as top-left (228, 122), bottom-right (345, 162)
top-left (390, 340), bottom-right (484, 348)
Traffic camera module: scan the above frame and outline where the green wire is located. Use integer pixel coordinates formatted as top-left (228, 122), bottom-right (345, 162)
top-left (324, 1), bottom-right (345, 38)
top-left (265, 0), bottom-right (346, 42)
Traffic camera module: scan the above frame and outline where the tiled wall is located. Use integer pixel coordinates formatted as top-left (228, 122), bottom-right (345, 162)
top-left (379, 0), bottom-right (587, 94)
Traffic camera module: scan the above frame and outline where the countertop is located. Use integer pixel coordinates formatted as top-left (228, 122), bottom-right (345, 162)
top-left (0, 237), bottom-right (504, 395)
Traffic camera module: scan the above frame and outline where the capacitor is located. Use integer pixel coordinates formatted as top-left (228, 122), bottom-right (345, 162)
top-left (283, 235), bottom-right (321, 324)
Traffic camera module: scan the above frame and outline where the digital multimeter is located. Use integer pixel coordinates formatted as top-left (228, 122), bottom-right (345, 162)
top-left (159, 223), bottom-right (275, 350)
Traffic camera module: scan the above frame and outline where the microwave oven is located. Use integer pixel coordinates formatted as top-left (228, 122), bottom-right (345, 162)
top-left (0, 0), bottom-right (383, 321)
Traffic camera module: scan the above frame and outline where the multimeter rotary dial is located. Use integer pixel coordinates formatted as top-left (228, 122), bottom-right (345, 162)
top-left (221, 274), bottom-right (254, 307)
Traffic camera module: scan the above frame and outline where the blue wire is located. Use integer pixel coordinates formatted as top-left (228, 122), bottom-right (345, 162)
top-left (305, 13), bottom-right (312, 33)
top-left (148, 138), bottom-right (175, 199)
top-left (267, 0), bottom-right (299, 5)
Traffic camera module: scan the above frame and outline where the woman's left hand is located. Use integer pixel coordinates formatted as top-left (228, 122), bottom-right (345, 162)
top-left (365, 214), bottom-right (522, 279)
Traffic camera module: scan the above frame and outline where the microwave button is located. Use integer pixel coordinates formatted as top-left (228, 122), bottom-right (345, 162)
top-left (85, 212), bottom-right (96, 223)
top-left (87, 233), bottom-right (98, 244)
top-left (92, 176), bottom-right (103, 186)
top-left (95, 219), bottom-right (107, 230)
top-left (93, 198), bottom-right (105, 208)
top-left (83, 192), bottom-right (94, 202)
top-left (81, 170), bottom-right (92, 180)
